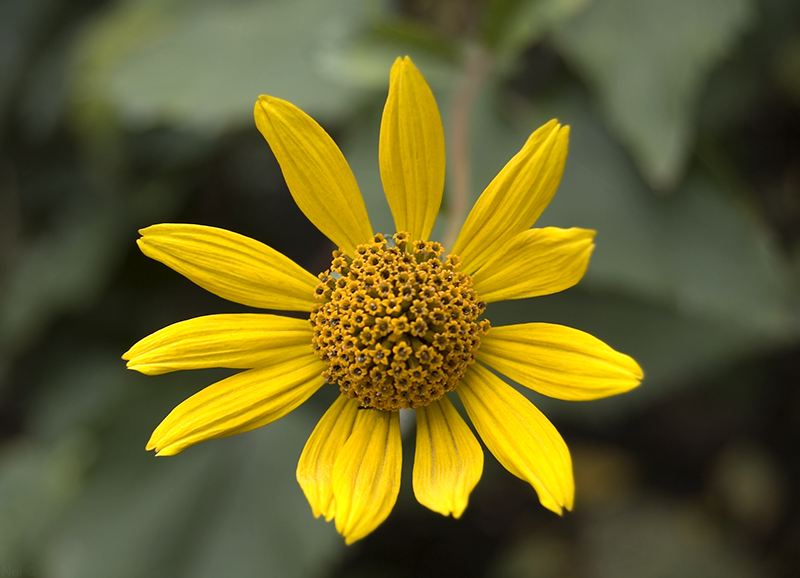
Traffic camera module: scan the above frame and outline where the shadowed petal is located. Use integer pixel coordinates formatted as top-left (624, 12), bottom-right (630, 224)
top-left (458, 363), bottom-right (574, 514)
top-left (332, 409), bottom-right (401, 544)
top-left (452, 121), bottom-right (569, 274)
top-left (477, 323), bottom-right (643, 400)
top-left (413, 396), bottom-right (483, 518)
top-left (123, 313), bottom-right (313, 375)
top-left (147, 357), bottom-right (326, 456)
top-left (379, 56), bottom-right (445, 241)
top-left (471, 227), bottom-right (595, 302)
top-left (138, 224), bottom-right (318, 311)
top-left (296, 395), bottom-right (360, 522)
top-left (255, 96), bottom-right (373, 254)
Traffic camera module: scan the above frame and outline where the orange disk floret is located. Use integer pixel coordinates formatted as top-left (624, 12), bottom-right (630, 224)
top-left (310, 233), bottom-right (489, 411)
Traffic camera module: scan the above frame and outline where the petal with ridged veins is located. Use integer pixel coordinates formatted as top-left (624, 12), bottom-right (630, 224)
top-left (452, 121), bottom-right (569, 275)
top-left (332, 409), bottom-right (402, 544)
top-left (137, 224), bottom-right (318, 311)
top-left (255, 96), bottom-right (373, 254)
top-left (471, 227), bottom-right (595, 302)
top-left (477, 323), bottom-right (643, 401)
top-left (413, 396), bottom-right (483, 518)
top-left (147, 356), bottom-right (325, 456)
top-left (123, 313), bottom-right (312, 375)
top-left (379, 56), bottom-right (445, 241)
top-left (296, 395), bottom-right (361, 522)
top-left (458, 363), bottom-right (574, 514)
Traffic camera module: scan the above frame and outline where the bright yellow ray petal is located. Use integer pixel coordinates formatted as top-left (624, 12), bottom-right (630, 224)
top-left (332, 409), bottom-right (401, 544)
top-left (254, 96), bottom-right (373, 254)
top-left (123, 313), bottom-right (313, 375)
top-left (471, 227), bottom-right (595, 303)
top-left (477, 323), bottom-right (643, 401)
top-left (452, 121), bottom-right (570, 275)
top-left (147, 356), bottom-right (326, 456)
top-left (458, 363), bottom-right (574, 514)
top-left (297, 395), bottom-right (360, 522)
top-left (137, 224), bottom-right (318, 311)
top-left (379, 56), bottom-right (445, 241)
top-left (413, 396), bottom-right (483, 518)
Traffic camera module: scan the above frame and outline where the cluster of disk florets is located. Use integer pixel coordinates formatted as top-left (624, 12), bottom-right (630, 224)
top-left (310, 232), bottom-right (489, 411)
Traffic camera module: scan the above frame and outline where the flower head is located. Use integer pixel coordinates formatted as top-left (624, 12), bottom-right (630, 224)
top-left (123, 57), bottom-right (643, 544)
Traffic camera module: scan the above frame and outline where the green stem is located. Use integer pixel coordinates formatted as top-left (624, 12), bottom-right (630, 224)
top-left (444, 45), bottom-right (492, 251)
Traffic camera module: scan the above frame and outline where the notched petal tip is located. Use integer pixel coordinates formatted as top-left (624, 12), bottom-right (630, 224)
top-left (254, 94), bottom-right (284, 118)
top-left (297, 395), bottom-right (360, 525)
top-left (459, 365), bottom-right (575, 514)
top-left (413, 398), bottom-right (483, 519)
top-left (332, 410), bottom-right (402, 544)
top-left (628, 357), bottom-right (645, 382)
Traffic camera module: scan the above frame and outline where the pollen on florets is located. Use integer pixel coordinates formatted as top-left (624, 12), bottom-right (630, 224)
top-left (309, 232), bottom-right (490, 411)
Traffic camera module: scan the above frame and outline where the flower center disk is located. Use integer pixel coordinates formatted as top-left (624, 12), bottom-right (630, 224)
top-left (310, 233), bottom-right (489, 411)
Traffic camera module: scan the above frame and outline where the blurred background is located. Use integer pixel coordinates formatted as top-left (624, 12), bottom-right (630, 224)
top-left (1, 0), bottom-right (799, 576)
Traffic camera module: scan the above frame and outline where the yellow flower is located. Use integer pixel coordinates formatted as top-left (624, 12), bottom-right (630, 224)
top-left (123, 57), bottom-right (643, 544)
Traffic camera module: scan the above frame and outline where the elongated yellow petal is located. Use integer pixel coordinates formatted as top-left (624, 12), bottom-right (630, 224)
top-left (138, 224), bottom-right (318, 311)
top-left (332, 409), bottom-right (401, 544)
top-left (413, 397), bottom-right (483, 518)
top-left (379, 56), bottom-right (445, 241)
top-left (254, 96), bottom-right (373, 254)
top-left (147, 357), bottom-right (326, 456)
top-left (123, 313), bottom-right (312, 375)
top-left (297, 395), bottom-right (360, 521)
top-left (458, 363), bottom-right (574, 514)
top-left (471, 227), bottom-right (595, 302)
top-left (477, 323), bottom-right (643, 401)
top-left (452, 121), bottom-right (570, 274)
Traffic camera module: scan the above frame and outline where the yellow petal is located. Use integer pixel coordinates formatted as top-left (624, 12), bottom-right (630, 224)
top-left (477, 323), bottom-right (643, 401)
top-left (471, 227), bottom-right (595, 302)
top-left (254, 96), bottom-right (373, 254)
top-left (137, 224), bottom-right (318, 311)
top-left (413, 397), bottom-right (483, 518)
top-left (297, 395), bottom-right (360, 521)
top-left (458, 363), bottom-right (574, 514)
top-left (452, 121), bottom-right (570, 274)
top-left (379, 56), bottom-right (445, 241)
top-left (332, 409), bottom-right (401, 544)
top-left (123, 314), bottom-right (312, 375)
top-left (147, 356), bottom-right (326, 456)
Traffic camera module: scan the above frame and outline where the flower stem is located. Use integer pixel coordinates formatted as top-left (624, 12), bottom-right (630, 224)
top-left (444, 45), bottom-right (492, 251)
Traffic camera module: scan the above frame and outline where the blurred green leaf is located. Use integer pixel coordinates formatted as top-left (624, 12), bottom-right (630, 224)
top-left (40, 360), bottom-right (343, 577)
top-left (580, 497), bottom-right (762, 578)
top-left (0, 436), bottom-right (87, 569)
top-left (487, 0), bottom-right (591, 65)
top-left (334, 25), bottom-right (460, 93)
top-left (183, 412), bottom-right (342, 578)
top-left (775, 34), bottom-right (800, 104)
top-left (70, 0), bottom-right (385, 132)
top-left (552, 0), bottom-right (755, 190)
top-left (49, 437), bottom-right (224, 578)
top-left (0, 199), bottom-right (125, 387)
top-left (0, 0), bottom-right (58, 140)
